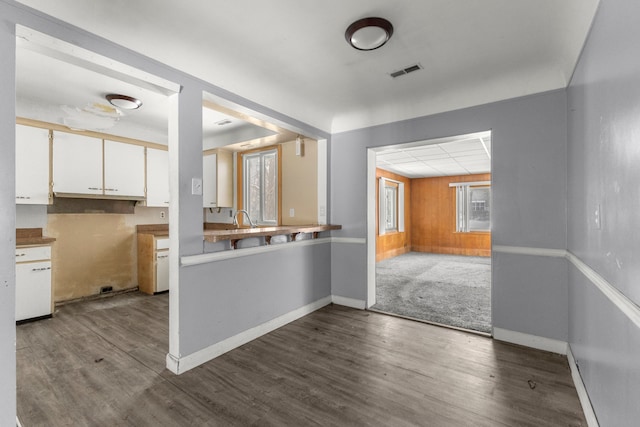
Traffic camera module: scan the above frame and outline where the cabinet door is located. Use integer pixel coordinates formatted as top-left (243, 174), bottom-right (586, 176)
top-left (16, 261), bottom-right (52, 321)
top-left (146, 148), bottom-right (170, 207)
top-left (104, 140), bottom-right (145, 197)
top-left (155, 250), bottom-right (169, 292)
top-left (203, 153), bottom-right (217, 207)
top-left (53, 132), bottom-right (102, 195)
top-left (15, 125), bottom-right (50, 204)
top-left (217, 150), bottom-right (233, 208)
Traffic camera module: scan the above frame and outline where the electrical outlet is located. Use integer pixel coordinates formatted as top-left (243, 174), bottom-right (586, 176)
top-left (160, 211), bottom-right (166, 219)
top-left (594, 204), bottom-right (601, 230)
top-left (289, 208), bottom-right (295, 217)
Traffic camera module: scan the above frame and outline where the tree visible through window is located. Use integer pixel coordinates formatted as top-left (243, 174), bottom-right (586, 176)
top-left (453, 182), bottom-right (491, 232)
top-left (243, 149), bottom-right (278, 225)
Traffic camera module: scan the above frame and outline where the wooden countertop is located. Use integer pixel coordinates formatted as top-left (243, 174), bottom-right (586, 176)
top-left (16, 228), bottom-right (56, 246)
top-left (203, 224), bottom-right (341, 243)
top-left (136, 224), bottom-right (169, 237)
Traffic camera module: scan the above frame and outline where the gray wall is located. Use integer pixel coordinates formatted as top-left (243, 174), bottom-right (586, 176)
top-left (567, 0), bottom-right (640, 425)
top-left (180, 244), bottom-right (332, 355)
top-left (0, 7), bottom-right (16, 424)
top-left (331, 90), bottom-right (569, 340)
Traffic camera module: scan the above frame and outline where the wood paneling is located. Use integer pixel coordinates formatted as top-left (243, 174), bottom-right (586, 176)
top-left (376, 169), bottom-right (411, 262)
top-left (411, 173), bottom-right (491, 257)
top-left (17, 292), bottom-right (587, 426)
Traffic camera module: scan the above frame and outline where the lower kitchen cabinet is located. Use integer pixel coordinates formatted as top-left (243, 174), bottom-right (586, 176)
top-left (15, 245), bottom-right (53, 322)
top-left (137, 234), bottom-right (170, 294)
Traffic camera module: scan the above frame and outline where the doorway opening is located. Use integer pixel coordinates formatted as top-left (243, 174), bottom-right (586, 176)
top-left (367, 131), bottom-right (492, 334)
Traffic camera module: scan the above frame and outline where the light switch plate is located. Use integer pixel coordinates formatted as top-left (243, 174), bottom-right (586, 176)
top-left (191, 177), bottom-right (203, 195)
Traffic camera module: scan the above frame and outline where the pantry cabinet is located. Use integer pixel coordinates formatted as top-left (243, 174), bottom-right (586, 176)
top-left (15, 124), bottom-right (51, 205)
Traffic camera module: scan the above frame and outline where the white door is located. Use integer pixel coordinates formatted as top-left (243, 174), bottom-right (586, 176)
top-left (15, 125), bottom-right (50, 204)
top-left (104, 140), bottom-right (145, 197)
top-left (53, 132), bottom-right (103, 195)
top-left (146, 148), bottom-right (169, 207)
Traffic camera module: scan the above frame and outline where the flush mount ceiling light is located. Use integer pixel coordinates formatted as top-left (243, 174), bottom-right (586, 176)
top-left (105, 94), bottom-right (143, 110)
top-left (345, 17), bottom-right (393, 51)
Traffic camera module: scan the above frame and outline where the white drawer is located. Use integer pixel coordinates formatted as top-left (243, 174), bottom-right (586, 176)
top-left (155, 238), bottom-right (170, 250)
top-left (15, 246), bottom-right (51, 263)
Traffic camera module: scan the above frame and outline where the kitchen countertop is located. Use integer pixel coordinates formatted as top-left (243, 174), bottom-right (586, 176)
top-left (137, 223), bottom-right (342, 244)
top-left (16, 228), bottom-right (56, 246)
top-left (203, 224), bottom-right (341, 243)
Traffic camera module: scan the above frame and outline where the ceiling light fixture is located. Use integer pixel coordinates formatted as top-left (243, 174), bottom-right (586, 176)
top-left (105, 94), bottom-right (143, 110)
top-left (345, 17), bottom-right (393, 51)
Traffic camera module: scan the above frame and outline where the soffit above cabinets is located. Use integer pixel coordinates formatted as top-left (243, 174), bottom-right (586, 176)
top-left (376, 131), bottom-right (491, 178)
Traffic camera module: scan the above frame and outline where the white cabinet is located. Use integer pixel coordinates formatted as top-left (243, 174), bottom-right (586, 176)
top-left (52, 132), bottom-right (103, 195)
top-left (146, 148), bottom-right (170, 207)
top-left (52, 132), bottom-right (145, 198)
top-left (15, 246), bottom-right (52, 322)
top-left (155, 249), bottom-right (170, 292)
top-left (203, 153), bottom-right (217, 207)
top-left (137, 234), bottom-right (169, 294)
top-left (104, 140), bottom-right (145, 197)
top-left (203, 150), bottom-right (232, 208)
top-left (15, 124), bottom-right (51, 205)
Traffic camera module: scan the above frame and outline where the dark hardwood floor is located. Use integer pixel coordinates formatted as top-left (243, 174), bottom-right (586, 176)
top-left (17, 292), bottom-right (587, 426)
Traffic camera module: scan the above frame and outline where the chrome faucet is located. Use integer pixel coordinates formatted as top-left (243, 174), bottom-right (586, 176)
top-left (233, 209), bottom-right (256, 228)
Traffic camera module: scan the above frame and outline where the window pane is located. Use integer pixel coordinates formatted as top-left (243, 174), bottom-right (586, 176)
top-left (246, 156), bottom-right (261, 222)
top-left (262, 153), bottom-right (277, 222)
top-left (384, 186), bottom-right (397, 231)
top-left (468, 187), bottom-right (490, 231)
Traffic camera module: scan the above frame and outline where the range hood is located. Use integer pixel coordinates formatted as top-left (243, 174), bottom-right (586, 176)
top-left (53, 192), bottom-right (145, 201)
top-left (48, 194), bottom-right (142, 214)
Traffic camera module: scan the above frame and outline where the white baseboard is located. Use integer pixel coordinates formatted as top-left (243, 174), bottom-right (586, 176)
top-left (493, 327), bottom-right (568, 355)
top-left (166, 295), bottom-right (332, 374)
top-left (331, 295), bottom-right (366, 309)
top-left (567, 346), bottom-right (599, 427)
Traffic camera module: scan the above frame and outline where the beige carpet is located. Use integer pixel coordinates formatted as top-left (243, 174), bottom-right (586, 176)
top-left (372, 252), bottom-right (491, 333)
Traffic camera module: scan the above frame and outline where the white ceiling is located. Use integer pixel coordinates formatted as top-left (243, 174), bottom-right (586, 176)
top-left (15, 0), bottom-right (599, 135)
top-left (376, 131), bottom-right (491, 178)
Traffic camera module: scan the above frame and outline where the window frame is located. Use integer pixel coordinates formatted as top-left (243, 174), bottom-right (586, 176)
top-left (379, 177), bottom-right (404, 235)
top-left (239, 146), bottom-right (281, 226)
top-left (451, 180), bottom-right (491, 233)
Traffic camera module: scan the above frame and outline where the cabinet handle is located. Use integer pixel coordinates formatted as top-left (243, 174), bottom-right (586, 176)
top-left (157, 255), bottom-right (169, 259)
top-left (16, 196), bottom-right (31, 200)
top-left (88, 187), bottom-right (102, 191)
top-left (105, 188), bottom-right (118, 192)
top-left (31, 266), bottom-right (51, 272)
top-left (16, 253), bottom-right (26, 257)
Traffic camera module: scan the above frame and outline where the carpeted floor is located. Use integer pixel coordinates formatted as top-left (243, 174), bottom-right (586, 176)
top-left (372, 252), bottom-right (491, 333)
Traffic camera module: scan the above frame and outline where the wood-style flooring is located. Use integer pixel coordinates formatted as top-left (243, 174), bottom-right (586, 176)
top-left (17, 292), bottom-right (587, 426)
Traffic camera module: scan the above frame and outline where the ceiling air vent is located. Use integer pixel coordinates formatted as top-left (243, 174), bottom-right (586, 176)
top-left (390, 63), bottom-right (423, 78)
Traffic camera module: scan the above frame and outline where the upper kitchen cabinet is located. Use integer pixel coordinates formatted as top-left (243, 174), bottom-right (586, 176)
top-left (52, 131), bottom-right (145, 199)
top-left (203, 150), bottom-right (232, 208)
top-left (104, 140), bottom-right (145, 198)
top-left (15, 124), bottom-right (51, 205)
top-left (52, 132), bottom-right (103, 196)
top-left (146, 148), bottom-right (169, 207)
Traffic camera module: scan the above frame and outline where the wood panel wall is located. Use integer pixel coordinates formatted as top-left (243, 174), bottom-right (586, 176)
top-left (411, 173), bottom-right (491, 257)
top-left (376, 169), bottom-right (411, 262)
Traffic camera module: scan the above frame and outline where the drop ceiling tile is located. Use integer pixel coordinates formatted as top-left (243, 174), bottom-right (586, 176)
top-left (440, 140), bottom-right (483, 153)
